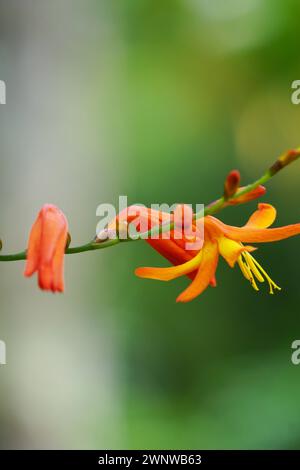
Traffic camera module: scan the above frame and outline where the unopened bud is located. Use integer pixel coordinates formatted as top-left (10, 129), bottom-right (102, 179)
top-left (224, 170), bottom-right (240, 200)
top-left (269, 148), bottom-right (300, 176)
top-left (228, 185), bottom-right (266, 205)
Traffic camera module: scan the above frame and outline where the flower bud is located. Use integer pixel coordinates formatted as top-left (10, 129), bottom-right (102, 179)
top-left (224, 170), bottom-right (240, 200)
top-left (269, 148), bottom-right (300, 176)
top-left (24, 204), bottom-right (68, 292)
top-left (228, 185), bottom-right (266, 205)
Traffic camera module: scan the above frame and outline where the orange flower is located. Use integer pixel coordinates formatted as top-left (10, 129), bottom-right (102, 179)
top-left (133, 203), bottom-right (300, 303)
top-left (24, 204), bottom-right (68, 292)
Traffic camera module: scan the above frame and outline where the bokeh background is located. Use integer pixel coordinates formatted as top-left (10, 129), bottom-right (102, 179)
top-left (1, 0), bottom-right (300, 449)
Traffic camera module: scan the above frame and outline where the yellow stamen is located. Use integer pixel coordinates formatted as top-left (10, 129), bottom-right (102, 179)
top-left (237, 250), bottom-right (281, 294)
top-left (249, 254), bottom-right (281, 294)
top-left (243, 252), bottom-right (264, 283)
top-left (237, 256), bottom-right (259, 290)
top-left (237, 256), bottom-right (251, 280)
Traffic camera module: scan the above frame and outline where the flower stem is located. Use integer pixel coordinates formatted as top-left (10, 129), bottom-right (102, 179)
top-left (66, 238), bottom-right (120, 254)
top-left (0, 238), bottom-right (121, 261)
top-left (0, 147), bottom-right (298, 262)
top-left (0, 251), bottom-right (27, 261)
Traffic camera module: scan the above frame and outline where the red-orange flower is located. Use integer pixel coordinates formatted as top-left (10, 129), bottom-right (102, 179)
top-left (113, 203), bottom-right (300, 303)
top-left (24, 204), bottom-right (68, 292)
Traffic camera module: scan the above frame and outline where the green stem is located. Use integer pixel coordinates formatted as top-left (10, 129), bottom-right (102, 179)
top-left (0, 238), bottom-right (122, 261)
top-left (0, 251), bottom-right (27, 261)
top-left (66, 238), bottom-right (120, 254)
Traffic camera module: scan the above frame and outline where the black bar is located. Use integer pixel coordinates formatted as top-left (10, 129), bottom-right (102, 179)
top-left (0, 450), bottom-right (299, 466)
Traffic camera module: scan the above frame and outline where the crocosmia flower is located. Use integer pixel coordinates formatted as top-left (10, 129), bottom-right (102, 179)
top-left (24, 204), bottom-right (68, 292)
top-left (124, 203), bottom-right (300, 303)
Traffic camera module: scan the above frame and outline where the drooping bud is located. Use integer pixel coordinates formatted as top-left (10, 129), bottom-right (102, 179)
top-left (224, 170), bottom-right (240, 200)
top-left (24, 204), bottom-right (68, 292)
top-left (269, 148), bottom-right (300, 176)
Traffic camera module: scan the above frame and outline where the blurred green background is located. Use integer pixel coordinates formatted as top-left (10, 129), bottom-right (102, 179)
top-left (1, 0), bottom-right (300, 449)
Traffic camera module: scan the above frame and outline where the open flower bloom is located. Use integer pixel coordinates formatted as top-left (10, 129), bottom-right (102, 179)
top-left (128, 203), bottom-right (300, 303)
top-left (24, 204), bottom-right (68, 292)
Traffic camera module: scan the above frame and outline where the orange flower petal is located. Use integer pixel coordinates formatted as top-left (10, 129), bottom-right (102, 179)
top-left (38, 263), bottom-right (53, 291)
top-left (208, 215), bottom-right (300, 243)
top-left (24, 213), bottom-right (42, 277)
top-left (147, 239), bottom-right (199, 280)
top-left (146, 238), bottom-right (193, 263)
top-left (51, 228), bottom-right (68, 292)
top-left (244, 203), bottom-right (276, 229)
top-left (176, 240), bottom-right (219, 303)
top-left (39, 206), bottom-right (65, 261)
top-left (135, 250), bottom-right (202, 281)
